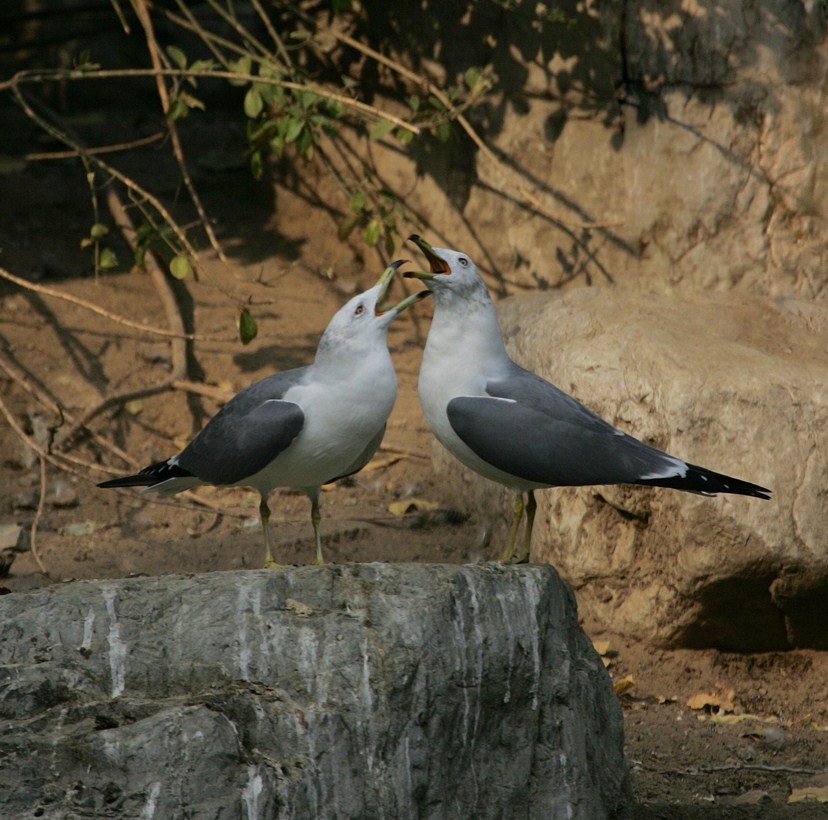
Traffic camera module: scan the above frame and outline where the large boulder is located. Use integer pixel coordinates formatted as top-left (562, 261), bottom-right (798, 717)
top-left (0, 563), bottom-right (628, 819)
top-left (432, 288), bottom-right (828, 651)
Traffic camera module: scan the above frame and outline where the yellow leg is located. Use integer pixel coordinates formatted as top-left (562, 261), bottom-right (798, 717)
top-left (499, 493), bottom-right (524, 563)
top-left (513, 490), bottom-right (536, 564)
top-left (309, 490), bottom-right (325, 566)
top-left (260, 494), bottom-right (281, 568)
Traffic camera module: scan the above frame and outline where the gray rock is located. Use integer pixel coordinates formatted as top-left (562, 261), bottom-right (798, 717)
top-left (431, 288), bottom-right (828, 650)
top-left (0, 563), bottom-right (628, 819)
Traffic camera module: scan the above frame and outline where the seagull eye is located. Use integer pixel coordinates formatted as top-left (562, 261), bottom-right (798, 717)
top-left (458, 257), bottom-right (469, 267)
top-left (354, 304), bottom-right (365, 316)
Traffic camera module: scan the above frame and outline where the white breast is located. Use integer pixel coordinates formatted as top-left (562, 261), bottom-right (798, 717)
top-left (244, 352), bottom-right (396, 493)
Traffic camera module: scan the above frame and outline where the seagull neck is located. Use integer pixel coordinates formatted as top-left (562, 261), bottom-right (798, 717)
top-left (427, 288), bottom-right (511, 367)
top-left (312, 335), bottom-right (391, 383)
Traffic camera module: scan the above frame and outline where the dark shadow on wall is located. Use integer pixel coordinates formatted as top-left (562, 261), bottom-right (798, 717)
top-left (342, 0), bottom-right (825, 287)
top-left (2, 0), bottom-right (825, 286)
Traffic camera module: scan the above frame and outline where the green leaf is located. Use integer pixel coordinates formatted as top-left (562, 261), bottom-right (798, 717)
top-left (244, 88), bottom-right (263, 118)
top-left (396, 127), bottom-right (414, 146)
top-left (189, 58), bottom-right (216, 73)
top-left (348, 191), bottom-right (366, 213)
top-left (178, 91), bottom-right (205, 112)
top-left (254, 81), bottom-right (275, 104)
top-left (90, 222), bottom-right (109, 239)
top-left (337, 214), bottom-right (361, 241)
top-left (99, 248), bottom-right (118, 269)
top-left (167, 97), bottom-right (189, 122)
top-left (384, 229), bottom-right (396, 257)
top-left (407, 94), bottom-right (420, 112)
top-left (298, 90), bottom-right (319, 109)
top-left (228, 56), bottom-right (252, 86)
top-left (73, 50), bottom-right (100, 71)
top-left (238, 307), bottom-right (258, 345)
top-left (169, 255), bottom-right (190, 280)
top-left (436, 121), bottom-right (452, 142)
top-left (364, 219), bottom-right (381, 247)
top-left (268, 136), bottom-right (284, 159)
top-left (369, 119), bottom-right (395, 141)
top-left (284, 117), bottom-right (304, 143)
top-left (325, 99), bottom-right (345, 118)
top-left (166, 45), bottom-right (187, 70)
top-left (250, 149), bottom-right (264, 180)
top-left (259, 61), bottom-right (282, 80)
top-left (296, 128), bottom-right (314, 157)
top-left (464, 66), bottom-right (483, 90)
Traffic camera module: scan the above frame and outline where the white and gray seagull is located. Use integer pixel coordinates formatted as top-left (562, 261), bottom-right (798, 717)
top-left (406, 235), bottom-right (771, 563)
top-left (99, 260), bottom-right (427, 567)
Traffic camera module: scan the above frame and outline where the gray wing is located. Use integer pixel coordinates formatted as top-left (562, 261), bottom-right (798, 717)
top-left (177, 369), bottom-right (308, 485)
top-left (446, 365), bottom-right (684, 487)
top-left (324, 423), bottom-right (386, 485)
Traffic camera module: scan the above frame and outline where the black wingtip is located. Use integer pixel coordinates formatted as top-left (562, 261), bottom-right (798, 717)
top-left (97, 475), bottom-right (153, 489)
top-left (97, 458), bottom-right (193, 490)
top-left (640, 464), bottom-right (772, 499)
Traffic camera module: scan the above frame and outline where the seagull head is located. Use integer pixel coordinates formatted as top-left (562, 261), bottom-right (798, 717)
top-left (316, 260), bottom-right (429, 357)
top-left (405, 235), bottom-right (488, 303)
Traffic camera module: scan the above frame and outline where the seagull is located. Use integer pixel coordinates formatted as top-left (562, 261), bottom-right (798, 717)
top-left (405, 235), bottom-right (771, 564)
top-left (99, 260), bottom-right (428, 567)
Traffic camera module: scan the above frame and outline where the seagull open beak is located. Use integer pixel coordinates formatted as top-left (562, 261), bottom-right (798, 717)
top-left (373, 259), bottom-right (431, 317)
top-left (387, 288), bottom-right (432, 315)
top-left (373, 258), bottom-right (429, 317)
top-left (404, 234), bottom-right (451, 279)
top-left (373, 259), bottom-right (407, 314)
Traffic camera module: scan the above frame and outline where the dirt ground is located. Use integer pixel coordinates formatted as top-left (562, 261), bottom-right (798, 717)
top-left (2, 107), bottom-right (828, 818)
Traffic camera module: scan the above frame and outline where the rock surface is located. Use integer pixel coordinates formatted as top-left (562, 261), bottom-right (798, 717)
top-left (433, 0), bottom-right (828, 301)
top-left (0, 563), bottom-right (628, 819)
top-left (432, 288), bottom-right (828, 650)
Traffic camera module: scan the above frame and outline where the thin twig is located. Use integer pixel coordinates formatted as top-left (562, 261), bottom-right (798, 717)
top-left (25, 131), bottom-right (165, 160)
top-left (0, 393), bottom-right (84, 482)
top-left (173, 378), bottom-right (233, 404)
top-left (63, 380), bottom-right (176, 445)
top-left (3, 67), bottom-right (421, 135)
top-left (9, 85), bottom-right (208, 276)
top-left (0, 348), bottom-right (138, 467)
top-left (0, 264), bottom-right (227, 342)
top-left (202, 0), bottom-right (275, 61)
top-left (131, 0), bottom-right (232, 268)
top-left (334, 31), bottom-right (619, 231)
top-left (58, 181), bottom-right (192, 444)
top-left (30, 455), bottom-right (49, 576)
top-left (649, 763), bottom-right (825, 776)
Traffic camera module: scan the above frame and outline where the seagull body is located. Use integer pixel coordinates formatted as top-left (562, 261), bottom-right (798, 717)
top-left (99, 261), bottom-right (426, 566)
top-left (407, 235), bottom-right (771, 562)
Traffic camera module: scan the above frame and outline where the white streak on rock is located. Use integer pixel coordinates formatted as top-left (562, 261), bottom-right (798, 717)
top-left (242, 765), bottom-right (263, 819)
top-left (141, 782), bottom-right (161, 819)
top-left (103, 587), bottom-right (127, 698)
